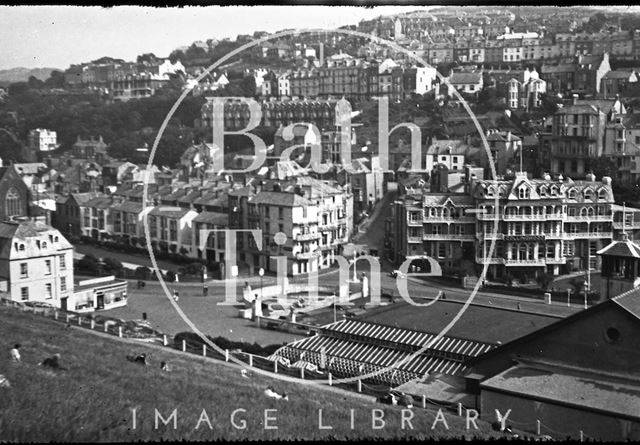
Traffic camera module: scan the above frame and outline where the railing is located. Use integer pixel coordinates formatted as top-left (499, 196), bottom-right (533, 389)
top-left (423, 234), bottom-right (475, 241)
top-left (503, 213), bottom-right (550, 221)
top-left (504, 259), bottom-right (546, 266)
top-left (295, 232), bottom-right (321, 242)
top-left (423, 216), bottom-right (475, 223)
top-left (563, 232), bottom-right (612, 239)
top-left (565, 215), bottom-right (611, 222)
top-left (295, 250), bottom-right (322, 260)
top-left (407, 218), bottom-right (422, 227)
top-left (407, 235), bottom-right (423, 243)
top-left (475, 256), bottom-right (504, 264)
top-left (476, 232), bottom-right (504, 240)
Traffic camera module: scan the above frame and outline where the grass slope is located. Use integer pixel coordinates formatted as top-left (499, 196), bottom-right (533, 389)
top-left (0, 307), bottom-right (500, 442)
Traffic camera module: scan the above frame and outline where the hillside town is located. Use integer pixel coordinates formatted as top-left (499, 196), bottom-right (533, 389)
top-left (1, 5), bottom-right (640, 443)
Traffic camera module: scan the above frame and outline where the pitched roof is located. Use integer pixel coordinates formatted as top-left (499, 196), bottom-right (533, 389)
top-left (449, 72), bottom-right (482, 84)
top-left (148, 206), bottom-right (193, 219)
top-left (597, 235), bottom-right (640, 258)
top-left (193, 211), bottom-right (229, 226)
top-left (480, 363), bottom-right (640, 421)
top-left (249, 191), bottom-right (312, 207)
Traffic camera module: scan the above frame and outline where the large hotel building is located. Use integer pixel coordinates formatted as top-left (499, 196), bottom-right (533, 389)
top-left (386, 171), bottom-right (640, 280)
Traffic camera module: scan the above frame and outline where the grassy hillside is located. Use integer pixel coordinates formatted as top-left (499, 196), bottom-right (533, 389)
top-left (0, 307), bottom-right (501, 441)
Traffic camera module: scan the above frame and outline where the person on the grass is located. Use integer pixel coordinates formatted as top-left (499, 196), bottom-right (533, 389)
top-left (39, 353), bottom-right (65, 370)
top-left (9, 344), bottom-right (21, 362)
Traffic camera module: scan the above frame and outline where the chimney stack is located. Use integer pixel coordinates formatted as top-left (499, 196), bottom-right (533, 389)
top-left (572, 94), bottom-right (578, 106)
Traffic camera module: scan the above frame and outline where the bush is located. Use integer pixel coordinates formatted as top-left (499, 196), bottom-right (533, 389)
top-left (135, 266), bottom-right (151, 280)
top-left (103, 257), bottom-right (123, 273)
top-left (78, 254), bottom-right (100, 274)
top-left (536, 272), bottom-right (554, 291)
top-left (165, 270), bottom-right (176, 282)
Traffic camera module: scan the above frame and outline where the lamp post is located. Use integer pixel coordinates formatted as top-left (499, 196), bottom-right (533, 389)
top-left (567, 288), bottom-right (572, 307)
top-left (583, 280), bottom-right (589, 310)
top-left (332, 292), bottom-right (337, 323)
top-left (259, 267), bottom-right (264, 303)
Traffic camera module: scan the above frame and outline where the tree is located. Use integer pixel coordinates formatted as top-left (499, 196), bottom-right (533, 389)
top-left (103, 257), bottom-right (123, 273)
top-left (44, 70), bottom-right (65, 89)
top-left (536, 272), bottom-right (554, 291)
top-left (587, 157), bottom-right (617, 180)
top-left (78, 254), bottom-right (100, 274)
top-left (165, 270), bottom-right (176, 282)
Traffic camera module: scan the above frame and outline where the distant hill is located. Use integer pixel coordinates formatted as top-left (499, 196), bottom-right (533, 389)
top-left (0, 67), bottom-right (59, 86)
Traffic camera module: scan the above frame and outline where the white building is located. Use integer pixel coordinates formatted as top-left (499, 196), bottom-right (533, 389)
top-left (0, 219), bottom-right (74, 309)
top-left (28, 129), bottom-right (57, 152)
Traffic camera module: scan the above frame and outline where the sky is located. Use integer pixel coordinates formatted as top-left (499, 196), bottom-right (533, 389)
top-left (0, 5), bottom-right (432, 70)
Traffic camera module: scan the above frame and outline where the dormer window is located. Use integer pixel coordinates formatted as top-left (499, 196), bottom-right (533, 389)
top-left (518, 187), bottom-right (530, 199)
top-left (597, 189), bottom-right (607, 200)
top-left (584, 189), bottom-right (594, 201)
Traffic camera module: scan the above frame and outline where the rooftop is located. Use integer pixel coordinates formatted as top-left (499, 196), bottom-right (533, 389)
top-left (481, 363), bottom-right (640, 421)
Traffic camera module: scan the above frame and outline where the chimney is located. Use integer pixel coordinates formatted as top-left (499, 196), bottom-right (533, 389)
top-left (572, 94), bottom-right (578, 105)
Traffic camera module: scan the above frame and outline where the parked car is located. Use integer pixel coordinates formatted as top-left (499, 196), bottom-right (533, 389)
top-left (389, 270), bottom-right (406, 279)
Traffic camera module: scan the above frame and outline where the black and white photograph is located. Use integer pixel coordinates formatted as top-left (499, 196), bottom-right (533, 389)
top-left (0, 3), bottom-right (639, 442)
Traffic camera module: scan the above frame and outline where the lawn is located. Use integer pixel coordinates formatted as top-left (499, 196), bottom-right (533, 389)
top-left (0, 307), bottom-right (502, 442)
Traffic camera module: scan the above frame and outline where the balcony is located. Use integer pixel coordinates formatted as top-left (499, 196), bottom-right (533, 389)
top-left (565, 215), bottom-right (611, 222)
top-left (545, 257), bottom-right (567, 264)
top-left (407, 218), bottom-right (423, 227)
top-left (295, 232), bottom-right (321, 242)
top-left (407, 235), bottom-right (423, 243)
top-left (423, 234), bottom-right (475, 241)
top-left (475, 256), bottom-right (504, 264)
top-left (476, 233), bottom-right (505, 240)
top-left (504, 258), bottom-right (546, 266)
top-left (424, 215), bottom-right (475, 223)
top-left (295, 250), bottom-right (322, 260)
top-left (503, 213), bottom-right (559, 221)
top-left (563, 232), bottom-right (613, 239)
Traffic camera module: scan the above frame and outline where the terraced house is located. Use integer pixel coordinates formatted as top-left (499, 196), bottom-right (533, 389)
top-left (228, 176), bottom-right (353, 276)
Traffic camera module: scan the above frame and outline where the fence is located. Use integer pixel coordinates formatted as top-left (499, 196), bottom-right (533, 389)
top-left (0, 297), bottom-right (596, 441)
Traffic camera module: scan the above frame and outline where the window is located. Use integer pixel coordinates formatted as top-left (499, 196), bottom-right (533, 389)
top-left (20, 263), bottom-right (28, 278)
top-left (20, 287), bottom-right (28, 301)
top-left (60, 255), bottom-right (66, 270)
top-left (45, 259), bottom-right (52, 275)
top-left (438, 244), bottom-right (446, 258)
top-left (5, 187), bottom-right (21, 217)
top-left (278, 207), bottom-right (284, 219)
top-left (45, 283), bottom-right (52, 299)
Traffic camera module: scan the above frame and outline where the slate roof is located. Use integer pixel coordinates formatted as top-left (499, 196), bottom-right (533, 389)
top-left (148, 206), bottom-right (193, 219)
top-left (193, 211), bottom-right (229, 226)
top-left (448, 72), bottom-right (482, 84)
top-left (249, 191), bottom-right (312, 207)
top-left (480, 363), bottom-right (640, 420)
top-left (597, 236), bottom-right (640, 258)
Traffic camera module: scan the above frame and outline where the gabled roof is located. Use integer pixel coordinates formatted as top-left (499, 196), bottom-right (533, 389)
top-left (193, 211), bottom-right (228, 226)
top-left (249, 191), bottom-right (312, 207)
top-left (467, 287), bottom-right (640, 368)
top-left (449, 72), bottom-right (482, 84)
top-left (597, 235), bottom-right (640, 259)
top-left (148, 206), bottom-right (193, 219)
